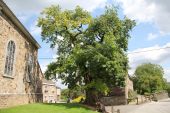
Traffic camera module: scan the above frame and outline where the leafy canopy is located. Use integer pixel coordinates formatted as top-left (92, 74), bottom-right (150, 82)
top-left (38, 5), bottom-right (135, 98)
top-left (133, 63), bottom-right (167, 94)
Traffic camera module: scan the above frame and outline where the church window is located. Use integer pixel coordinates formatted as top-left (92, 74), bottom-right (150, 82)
top-left (4, 40), bottom-right (15, 76)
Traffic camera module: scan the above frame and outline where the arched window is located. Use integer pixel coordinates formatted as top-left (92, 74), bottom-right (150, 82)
top-left (25, 53), bottom-right (34, 82)
top-left (4, 40), bottom-right (15, 76)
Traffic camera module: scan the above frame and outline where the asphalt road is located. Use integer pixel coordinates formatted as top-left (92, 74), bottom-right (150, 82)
top-left (105, 98), bottom-right (170, 113)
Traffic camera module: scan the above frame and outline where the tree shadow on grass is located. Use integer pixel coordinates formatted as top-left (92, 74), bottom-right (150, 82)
top-left (42, 103), bottom-right (94, 111)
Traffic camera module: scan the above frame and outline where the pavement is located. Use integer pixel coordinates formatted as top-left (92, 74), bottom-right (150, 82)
top-left (105, 98), bottom-right (170, 113)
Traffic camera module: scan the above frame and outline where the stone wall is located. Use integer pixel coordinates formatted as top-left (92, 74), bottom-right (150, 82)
top-left (153, 91), bottom-right (169, 101)
top-left (0, 94), bottom-right (42, 108)
top-left (100, 96), bottom-right (127, 106)
top-left (0, 8), bottom-right (37, 93)
top-left (103, 76), bottom-right (134, 106)
top-left (125, 75), bottom-right (134, 99)
top-left (0, 4), bottom-right (43, 108)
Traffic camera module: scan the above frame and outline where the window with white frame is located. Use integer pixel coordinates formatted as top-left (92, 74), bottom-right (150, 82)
top-left (4, 40), bottom-right (15, 76)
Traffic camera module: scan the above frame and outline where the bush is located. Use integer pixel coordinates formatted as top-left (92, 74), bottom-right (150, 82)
top-left (72, 96), bottom-right (85, 103)
top-left (166, 85), bottom-right (170, 97)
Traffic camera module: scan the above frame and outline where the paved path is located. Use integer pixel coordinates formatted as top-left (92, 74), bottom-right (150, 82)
top-left (105, 98), bottom-right (170, 113)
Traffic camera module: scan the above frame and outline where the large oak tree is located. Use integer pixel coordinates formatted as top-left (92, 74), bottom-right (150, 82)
top-left (38, 5), bottom-right (135, 105)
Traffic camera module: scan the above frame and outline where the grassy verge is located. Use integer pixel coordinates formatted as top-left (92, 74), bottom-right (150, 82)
top-left (0, 103), bottom-right (97, 113)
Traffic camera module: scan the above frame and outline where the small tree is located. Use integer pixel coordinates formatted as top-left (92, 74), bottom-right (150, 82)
top-left (134, 63), bottom-right (167, 94)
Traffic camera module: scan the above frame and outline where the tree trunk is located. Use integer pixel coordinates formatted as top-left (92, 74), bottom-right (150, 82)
top-left (85, 88), bottom-right (98, 106)
top-left (84, 72), bottom-right (99, 106)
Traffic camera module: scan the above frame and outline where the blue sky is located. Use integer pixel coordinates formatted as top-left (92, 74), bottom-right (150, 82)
top-left (4, 0), bottom-right (170, 88)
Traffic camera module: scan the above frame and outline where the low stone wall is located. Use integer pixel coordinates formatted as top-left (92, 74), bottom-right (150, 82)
top-left (153, 92), bottom-right (169, 101)
top-left (100, 96), bottom-right (126, 106)
top-left (0, 93), bottom-right (43, 108)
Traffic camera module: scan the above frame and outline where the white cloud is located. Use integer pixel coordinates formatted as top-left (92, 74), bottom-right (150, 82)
top-left (118, 0), bottom-right (155, 22)
top-left (4, 0), bottom-right (106, 14)
top-left (3, 0), bottom-right (108, 31)
top-left (4, 0), bottom-right (107, 37)
top-left (147, 33), bottom-right (159, 40)
top-left (117, 0), bottom-right (170, 34)
top-left (56, 79), bottom-right (67, 89)
top-left (128, 43), bottom-right (170, 81)
top-left (30, 21), bottom-right (41, 36)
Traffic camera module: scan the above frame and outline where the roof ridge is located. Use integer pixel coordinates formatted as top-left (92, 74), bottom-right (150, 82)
top-left (0, 0), bottom-right (41, 48)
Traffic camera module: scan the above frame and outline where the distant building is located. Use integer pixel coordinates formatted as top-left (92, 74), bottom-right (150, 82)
top-left (42, 79), bottom-right (61, 103)
top-left (0, 0), bottom-right (43, 108)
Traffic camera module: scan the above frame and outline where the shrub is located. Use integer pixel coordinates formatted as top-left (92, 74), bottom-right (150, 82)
top-left (72, 96), bottom-right (85, 103)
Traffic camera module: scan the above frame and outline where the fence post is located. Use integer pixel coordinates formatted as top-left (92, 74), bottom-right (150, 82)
top-left (117, 109), bottom-right (120, 113)
top-left (111, 106), bottom-right (114, 113)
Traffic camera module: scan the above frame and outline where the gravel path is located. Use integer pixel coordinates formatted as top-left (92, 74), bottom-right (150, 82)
top-left (105, 98), bottom-right (170, 113)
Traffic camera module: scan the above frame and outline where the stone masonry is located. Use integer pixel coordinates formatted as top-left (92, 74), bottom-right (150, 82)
top-left (0, 1), bottom-right (43, 108)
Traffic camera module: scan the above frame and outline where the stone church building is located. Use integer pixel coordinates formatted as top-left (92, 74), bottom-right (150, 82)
top-left (0, 0), bottom-right (43, 108)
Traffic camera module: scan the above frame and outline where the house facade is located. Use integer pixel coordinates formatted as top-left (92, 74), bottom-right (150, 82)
top-left (42, 79), bottom-right (61, 103)
top-left (0, 0), bottom-right (43, 108)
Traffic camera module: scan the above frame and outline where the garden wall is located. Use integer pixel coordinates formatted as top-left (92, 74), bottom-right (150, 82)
top-left (153, 91), bottom-right (169, 100)
top-left (100, 96), bottom-right (127, 106)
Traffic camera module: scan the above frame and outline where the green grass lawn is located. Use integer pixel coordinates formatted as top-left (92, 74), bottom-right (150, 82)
top-left (0, 103), bottom-right (97, 113)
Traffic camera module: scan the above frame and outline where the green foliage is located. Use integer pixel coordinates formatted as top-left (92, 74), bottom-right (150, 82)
top-left (38, 5), bottom-right (135, 104)
top-left (61, 89), bottom-right (69, 101)
top-left (44, 62), bottom-right (59, 80)
top-left (38, 5), bottom-right (91, 48)
top-left (72, 96), bottom-right (85, 103)
top-left (134, 63), bottom-right (167, 94)
top-left (61, 87), bottom-right (85, 101)
top-left (86, 79), bottom-right (109, 95)
top-left (166, 83), bottom-right (170, 95)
